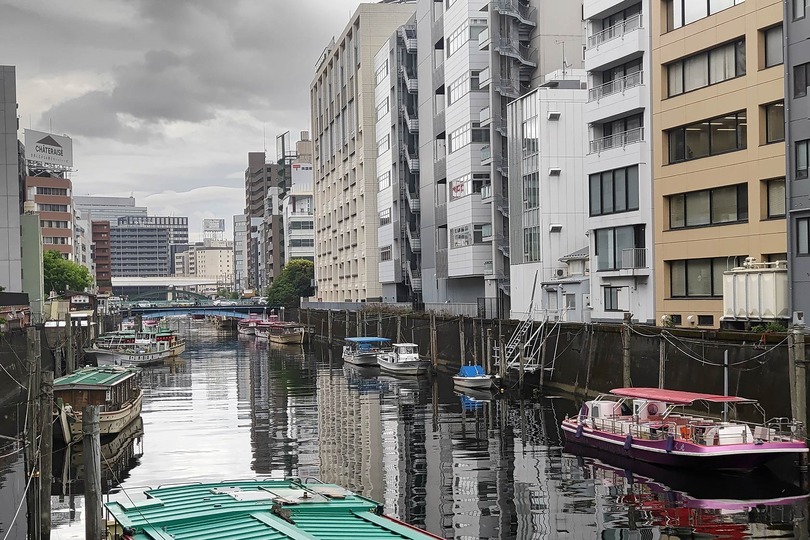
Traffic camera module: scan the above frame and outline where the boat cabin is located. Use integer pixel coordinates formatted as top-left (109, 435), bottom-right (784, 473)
top-left (54, 366), bottom-right (142, 413)
top-left (344, 337), bottom-right (391, 353)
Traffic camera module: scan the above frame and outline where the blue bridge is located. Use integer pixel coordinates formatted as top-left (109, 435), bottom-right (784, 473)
top-left (125, 305), bottom-right (272, 320)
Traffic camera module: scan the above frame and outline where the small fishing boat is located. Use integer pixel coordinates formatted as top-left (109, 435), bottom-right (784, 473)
top-left (85, 329), bottom-right (186, 367)
top-left (54, 366), bottom-right (143, 444)
top-left (343, 337), bottom-right (391, 366)
top-left (561, 387), bottom-right (808, 471)
top-left (104, 479), bottom-right (443, 540)
top-left (377, 343), bottom-right (431, 376)
top-left (452, 365), bottom-right (500, 390)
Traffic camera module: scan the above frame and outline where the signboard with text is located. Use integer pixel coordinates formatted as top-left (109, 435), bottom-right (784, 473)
top-left (24, 129), bottom-right (73, 168)
top-left (203, 219), bottom-right (226, 232)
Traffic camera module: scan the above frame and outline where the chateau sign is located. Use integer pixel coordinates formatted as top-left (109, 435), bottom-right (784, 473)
top-left (24, 129), bottom-right (73, 168)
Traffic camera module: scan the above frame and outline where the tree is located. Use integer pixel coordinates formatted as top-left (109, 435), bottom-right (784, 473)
top-left (265, 259), bottom-right (314, 309)
top-left (43, 250), bottom-right (93, 294)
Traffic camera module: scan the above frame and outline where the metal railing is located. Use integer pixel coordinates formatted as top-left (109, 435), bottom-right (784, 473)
top-left (398, 25), bottom-right (417, 53)
top-left (400, 65), bottom-right (417, 93)
top-left (481, 183), bottom-right (493, 200)
top-left (587, 13), bottom-right (642, 50)
top-left (495, 37), bottom-right (537, 66)
top-left (621, 247), bottom-right (647, 269)
top-left (400, 104), bottom-right (419, 132)
top-left (589, 127), bottom-right (644, 154)
top-left (493, 0), bottom-right (537, 26)
top-left (406, 225), bottom-right (421, 252)
top-left (405, 151), bottom-right (420, 172)
top-left (588, 71), bottom-right (644, 102)
top-left (478, 26), bottom-right (490, 47)
top-left (425, 302), bottom-right (479, 317)
top-left (480, 145), bottom-right (492, 163)
top-left (405, 188), bottom-right (420, 213)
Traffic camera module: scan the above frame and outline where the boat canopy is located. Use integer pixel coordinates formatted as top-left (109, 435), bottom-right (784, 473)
top-left (610, 387), bottom-right (756, 405)
top-left (346, 337), bottom-right (392, 344)
top-left (459, 365), bottom-right (486, 377)
top-left (54, 366), bottom-right (141, 389)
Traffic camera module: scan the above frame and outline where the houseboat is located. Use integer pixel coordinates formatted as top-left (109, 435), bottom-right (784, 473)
top-left (343, 337), bottom-right (391, 366)
top-left (377, 343), bottom-right (431, 376)
top-left (85, 329), bottom-right (185, 367)
top-left (561, 387), bottom-right (808, 471)
top-left (54, 366), bottom-right (143, 443)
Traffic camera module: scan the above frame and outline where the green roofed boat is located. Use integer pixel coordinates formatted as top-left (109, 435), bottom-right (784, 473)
top-left (105, 479), bottom-right (442, 540)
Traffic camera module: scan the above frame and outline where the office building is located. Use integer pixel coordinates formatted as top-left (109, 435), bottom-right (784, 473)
top-left (233, 214), bottom-right (249, 292)
top-left (92, 221), bottom-right (112, 293)
top-left (373, 16), bottom-right (422, 304)
top-left (73, 208), bottom-right (93, 275)
top-left (283, 162), bottom-right (315, 264)
top-left (786, 0), bottom-right (810, 322)
top-left (507, 71), bottom-right (589, 321)
top-left (0, 66), bottom-right (22, 292)
top-left (652, 0), bottom-right (785, 328)
top-left (73, 195), bottom-right (147, 222)
top-left (109, 215), bottom-right (188, 277)
top-left (24, 174), bottom-right (74, 260)
top-left (311, 1), bottom-right (416, 302)
top-left (244, 153), bottom-right (284, 291)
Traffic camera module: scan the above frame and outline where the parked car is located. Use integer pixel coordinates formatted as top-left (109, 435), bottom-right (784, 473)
top-left (135, 301), bottom-right (155, 308)
top-left (213, 299), bottom-right (238, 306)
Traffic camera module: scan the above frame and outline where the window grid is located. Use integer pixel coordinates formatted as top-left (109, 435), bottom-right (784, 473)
top-left (795, 63), bottom-right (810, 98)
top-left (378, 171), bottom-right (391, 191)
top-left (798, 218), bottom-right (810, 255)
top-left (668, 184), bottom-right (748, 229)
top-left (375, 60), bottom-right (388, 86)
top-left (667, 110), bottom-right (747, 164)
top-left (379, 208), bottom-right (391, 227)
top-left (604, 287), bottom-right (623, 312)
top-left (798, 140), bottom-right (809, 180)
top-left (666, 0), bottom-right (745, 31)
top-left (666, 39), bottom-right (745, 97)
top-left (669, 256), bottom-right (744, 297)
top-left (589, 165), bottom-right (640, 216)
top-left (764, 26), bottom-right (783, 68)
top-left (376, 134), bottom-right (390, 156)
top-left (380, 245), bottom-right (392, 261)
top-left (766, 178), bottom-right (786, 219)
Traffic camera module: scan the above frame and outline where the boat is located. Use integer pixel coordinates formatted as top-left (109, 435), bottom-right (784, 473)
top-left (53, 366), bottom-right (143, 444)
top-left (260, 317), bottom-right (306, 345)
top-left (342, 337), bottom-right (391, 366)
top-left (377, 343), bottom-right (431, 376)
top-left (561, 387), bottom-right (808, 471)
top-left (452, 364), bottom-right (500, 390)
top-left (84, 329), bottom-right (186, 367)
top-left (237, 314), bottom-right (263, 336)
top-left (104, 479), bottom-right (443, 540)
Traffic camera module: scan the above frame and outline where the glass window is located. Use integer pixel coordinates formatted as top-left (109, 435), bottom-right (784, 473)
top-left (795, 63), bottom-right (809, 98)
top-left (795, 0), bottom-right (808, 20)
top-left (451, 225), bottom-right (471, 248)
top-left (375, 60), bottom-right (388, 85)
top-left (670, 256), bottom-right (743, 297)
top-left (765, 102), bottom-right (785, 144)
top-left (799, 218), bottom-right (810, 254)
top-left (766, 178), bottom-right (786, 218)
top-left (668, 62), bottom-right (684, 96)
top-left (670, 195), bottom-right (685, 228)
top-left (684, 54), bottom-right (709, 92)
top-left (595, 225), bottom-right (645, 270)
top-left (667, 110), bottom-right (746, 163)
top-left (797, 140), bottom-right (809, 179)
top-left (380, 245), bottom-right (392, 261)
top-left (667, 0), bottom-right (744, 32)
top-left (764, 26), bottom-right (783, 68)
top-left (375, 98), bottom-right (389, 120)
top-left (447, 20), bottom-right (470, 56)
top-left (378, 171), bottom-right (391, 191)
top-left (379, 208), bottom-right (391, 226)
top-left (589, 166), bottom-right (640, 216)
top-left (669, 184), bottom-right (747, 228)
top-left (604, 287), bottom-right (622, 311)
top-left (376, 134), bottom-right (390, 156)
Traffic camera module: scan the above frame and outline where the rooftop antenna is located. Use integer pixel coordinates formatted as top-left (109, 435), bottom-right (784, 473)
top-left (556, 40), bottom-right (571, 78)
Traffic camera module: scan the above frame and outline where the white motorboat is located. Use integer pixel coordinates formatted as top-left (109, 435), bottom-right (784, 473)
top-left (452, 365), bottom-right (500, 390)
top-left (343, 337), bottom-right (391, 366)
top-left (377, 343), bottom-right (431, 376)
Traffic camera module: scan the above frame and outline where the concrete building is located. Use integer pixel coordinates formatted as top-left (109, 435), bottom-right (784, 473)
top-left (481, 0), bottom-right (586, 318)
top-left (507, 71), bottom-right (589, 321)
top-left (786, 0), bottom-right (810, 322)
top-left (110, 216), bottom-right (188, 278)
top-left (91, 220), bottom-right (112, 293)
top-left (24, 174), bottom-right (74, 260)
top-left (175, 240), bottom-right (235, 292)
top-left (583, 0), bottom-right (654, 324)
top-left (373, 17), bottom-right (422, 304)
top-left (283, 163), bottom-right (315, 264)
top-left (244, 153), bottom-right (284, 291)
top-left (311, 1), bottom-right (417, 302)
top-left (652, 0), bottom-right (785, 328)
top-left (73, 207), bottom-right (92, 274)
top-left (233, 214), bottom-right (249, 292)
top-left (73, 195), bottom-right (147, 223)
top-left (0, 66), bottom-right (21, 292)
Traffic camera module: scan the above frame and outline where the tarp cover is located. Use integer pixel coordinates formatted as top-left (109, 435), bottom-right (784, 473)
top-left (610, 387), bottom-right (756, 405)
top-left (459, 365), bottom-right (486, 377)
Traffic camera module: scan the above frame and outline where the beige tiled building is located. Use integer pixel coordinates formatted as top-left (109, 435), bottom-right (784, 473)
top-left (311, 2), bottom-right (416, 302)
top-left (652, 0), bottom-right (786, 328)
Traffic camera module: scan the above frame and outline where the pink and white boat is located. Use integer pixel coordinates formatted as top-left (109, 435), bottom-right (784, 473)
top-left (561, 387), bottom-right (807, 471)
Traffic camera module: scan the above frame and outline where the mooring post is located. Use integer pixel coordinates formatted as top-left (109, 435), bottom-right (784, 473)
top-left (327, 310), bottom-right (333, 346)
top-left (472, 319), bottom-right (478, 364)
top-left (485, 328), bottom-right (492, 375)
top-left (377, 312), bottom-right (382, 337)
top-left (658, 333), bottom-right (666, 389)
top-left (459, 317), bottom-right (466, 365)
top-left (430, 312), bottom-right (438, 368)
top-left (396, 315), bottom-right (402, 342)
top-left (791, 324), bottom-right (807, 429)
top-left (518, 330), bottom-right (525, 390)
top-left (539, 322), bottom-right (548, 389)
top-left (39, 370), bottom-right (53, 540)
top-left (82, 406), bottom-right (103, 540)
top-left (356, 311), bottom-right (362, 337)
top-left (498, 334), bottom-right (506, 378)
top-left (306, 308), bottom-right (311, 345)
top-left (622, 312), bottom-right (632, 388)
top-left (64, 312), bottom-right (74, 375)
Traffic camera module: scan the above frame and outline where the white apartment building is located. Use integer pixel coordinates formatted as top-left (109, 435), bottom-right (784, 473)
top-left (233, 214), bottom-right (249, 291)
top-left (311, 2), bottom-right (416, 303)
top-left (283, 162), bottom-right (315, 264)
top-left (507, 71), bottom-right (589, 322)
top-left (583, 0), bottom-right (655, 323)
top-left (175, 239), bottom-right (234, 288)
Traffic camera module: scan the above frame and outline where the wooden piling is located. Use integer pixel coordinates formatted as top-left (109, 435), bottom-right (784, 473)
top-left (356, 311), bottom-right (362, 337)
top-left (622, 313), bottom-right (632, 388)
top-left (789, 325), bottom-right (807, 427)
top-left (82, 406), bottom-right (103, 540)
top-left (64, 313), bottom-right (74, 375)
top-left (327, 310), bottom-right (333, 346)
top-left (39, 370), bottom-right (53, 540)
top-left (498, 334), bottom-right (506, 379)
top-left (518, 330), bottom-right (525, 390)
top-left (377, 312), bottom-right (382, 338)
top-left (658, 334), bottom-right (666, 389)
top-left (472, 319), bottom-right (478, 364)
top-left (25, 327), bottom-right (41, 540)
top-left (458, 318), bottom-right (465, 365)
top-left (485, 328), bottom-right (492, 376)
top-left (396, 315), bottom-right (402, 342)
top-left (430, 313), bottom-right (438, 368)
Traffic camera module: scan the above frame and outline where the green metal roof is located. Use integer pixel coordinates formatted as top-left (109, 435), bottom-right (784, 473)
top-left (105, 480), bottom-right (440, 540)
top-left (54, 366), bottom-right (140, 389)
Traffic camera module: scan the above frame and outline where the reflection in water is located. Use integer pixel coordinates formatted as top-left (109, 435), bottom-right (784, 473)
top-left (0, 322), bottom-right (804, 539)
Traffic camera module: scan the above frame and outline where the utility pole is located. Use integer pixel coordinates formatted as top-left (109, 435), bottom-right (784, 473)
top-left (25, 327), bottom-right (41, 540)
top-left (64, 313), bottom-right (74, 375)
top-left (622, 312), bottom-right (632, 388)
top-left (39, 370), bottom-right (53, 540)
top-left (82, 406), bottom-right (103, 540)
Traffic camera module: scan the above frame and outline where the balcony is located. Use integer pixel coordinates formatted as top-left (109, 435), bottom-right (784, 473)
top-left (481, 183), bottom-right (493, 201)
top-left (435, 202), bottom-right (447, 227)
top-left (484, 260), bottom-right (494, 275)
top-left (398, 25), bottom-right (417, 53)
top-left (585, 14), bottom-right (644, 69)
top-left (493, 76), bottom-right (520, 99)
top-left (481, 145), bottom-right (493, 165)
top-left (480, 106), bottom-right (491, 126)
top-left (400, 65), bottom-right (418, 94)
top-left (405, 151), bottom-right (420, 172)
top-left (481, 223), bottom-right (493, 241)
top-left (588, 127), bottom-right (644, 154)
top-left (406, 226), bottom-right (421, 252)
top-left (587, 14), bottom-right (641, 50)
top-left (479, 66), bottom-right (492, 88)
top-left (433, 62), bottom-right (444, 86)
top-left (434, 108), bottom-right (445, 136)
top-left (493, 0), bottom-right (537, 27)
top-left (494, 36), bottom-right (537, 67)
top-left (621, 247), bottom-right (647, 270)
top-left (588, 71), bottom-right (643, 102)
top-left (406, 264), bottom-right (422, 291)
top-left (436, 248), bottom-right (448, 279)
top-left (400, 104), bottom-right (419, 133)
top-left (405, 188), bottom-right (420, 213)
top-left (478, 27), bottom-right (490, 50)
top-left (495, 234), bottom-right (510, 257)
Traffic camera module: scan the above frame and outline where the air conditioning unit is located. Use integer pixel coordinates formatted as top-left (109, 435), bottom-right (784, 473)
top-left (554, 268), bottom-right (566, 278)
top-left (547, 111), bottom-right (561, 120)
top-left (548, 167), bottom-right (562, 176)
top-left (549, 223), bottom-right (563, 233)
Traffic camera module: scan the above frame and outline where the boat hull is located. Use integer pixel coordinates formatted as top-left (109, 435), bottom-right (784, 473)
top-left (561, 419), bottom-right (808, 471)
top-left (57, 391), bottom-right (144, 443)
top-left (452, 375), bottom-right (497, 390)
top-left (343, 352), bottom-right (380, 367)
top-left (268, 332), bottom-right (305, 345)
top-left (86, 342), bottom-right (186, 367)
top-left (237, 326), bottom-right (256, 336)
top-left (378, 359), bottom-right (431, 376)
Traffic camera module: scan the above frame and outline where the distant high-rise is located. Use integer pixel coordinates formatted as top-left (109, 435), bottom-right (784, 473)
top-left (73, 195), bottom-right (147, 222)
top-left (24, 174), bottom-right (74, 260)
top-left (109, 216), bottom-right (188, 277)
top-left (0, 65), bottom-right (22, 292)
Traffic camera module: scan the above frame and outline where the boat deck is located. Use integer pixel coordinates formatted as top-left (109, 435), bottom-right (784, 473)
top-left (106, 479), bottom-right (441, 539)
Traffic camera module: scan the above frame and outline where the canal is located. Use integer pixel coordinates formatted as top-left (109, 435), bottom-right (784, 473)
top-left (1, 320), bottom-right (808, 539)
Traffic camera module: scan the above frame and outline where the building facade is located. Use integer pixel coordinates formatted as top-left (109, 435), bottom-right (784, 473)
top-left (283, 162), bottom-right (315, 264)
top-left (109, 216), bottom-right (188, 278)
top-left (311, 2), bottom-right (417, 302)
top-left (652, 0), bottom-right (785, 328)
top-left (507, 72), bottom-right (589, 321)
top-left (91, 220), bottom-right (112, 293)
top-left (244, 153), bottom-right (284, 291)
top-left (25, 174), bottom-right (74, 260)
top-left (233, 214), bottom-right (249, 292)
top-left (0, 66), bottom-right (21, 292)
top-left (73, 195), bottom-right (147, 223)
top-left (786, 0), bottom-right (810, 322)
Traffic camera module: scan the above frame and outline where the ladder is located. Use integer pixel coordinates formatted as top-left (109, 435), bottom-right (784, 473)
top-left (498, 270), bottom-right (545, 371)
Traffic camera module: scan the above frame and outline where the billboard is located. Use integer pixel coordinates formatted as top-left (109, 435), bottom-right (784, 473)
top-left (203, 218), bottom-right (226, 232)
top-left (24, 129), bottom-right (73, 168)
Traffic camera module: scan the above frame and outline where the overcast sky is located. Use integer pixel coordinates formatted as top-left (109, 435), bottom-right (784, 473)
top-left (0, 0), bottom-right (364, 240)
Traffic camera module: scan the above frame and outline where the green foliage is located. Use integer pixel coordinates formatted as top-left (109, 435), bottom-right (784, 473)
top-left (43, 250), bottom-right (93, 294)
top-left (0, 285), bottom-right (5, 292)
top-left (265, 259), bottom-right (314, 309)
top-left (216, 288), bottom-right (239, 300)
top-left (751, 321), bottom-right (788, 333)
